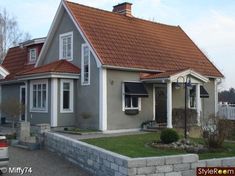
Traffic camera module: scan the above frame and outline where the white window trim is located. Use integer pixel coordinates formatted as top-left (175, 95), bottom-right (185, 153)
top-left (30, 79), bottom-right (48, 113)
top-left (122, 83), bottom-right (141, 111)
top-left (60, 79), bottom-right (74, 113)
top-left (59, 31), bottom-right (73, 61)
top-left (81, 43), bottom-right (91, 86)
top-left (29, 48), bottom-right (37, 62)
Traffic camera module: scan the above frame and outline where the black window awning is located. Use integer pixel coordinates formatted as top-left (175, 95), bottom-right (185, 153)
top-left (124, 82), bottom-right (148, 97)
top-left (200, 86), bottom-right (209, 98)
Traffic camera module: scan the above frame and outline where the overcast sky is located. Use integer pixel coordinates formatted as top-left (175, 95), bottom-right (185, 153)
top-left (0, 0), bottom-right (235, 90)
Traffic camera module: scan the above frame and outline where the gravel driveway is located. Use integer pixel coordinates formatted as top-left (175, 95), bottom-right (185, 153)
top-left (3, 147), bottom-right (90, 176)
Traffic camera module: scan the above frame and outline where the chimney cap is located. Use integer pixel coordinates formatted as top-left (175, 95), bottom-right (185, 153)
top-left (113, 2), bottom-right (133, 8)
top-left (113, 2), bottom-right (133, 17)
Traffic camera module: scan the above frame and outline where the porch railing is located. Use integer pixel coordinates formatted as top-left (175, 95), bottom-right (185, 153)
top-left (218, 104), bottom-right (235, 120)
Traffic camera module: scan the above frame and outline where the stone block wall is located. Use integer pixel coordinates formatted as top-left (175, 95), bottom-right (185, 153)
top-left (45, 132), bottom-right (235, 176)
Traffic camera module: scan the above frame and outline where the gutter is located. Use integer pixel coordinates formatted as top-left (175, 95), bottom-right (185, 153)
top-left (102, 65), bottom-right (162, 73)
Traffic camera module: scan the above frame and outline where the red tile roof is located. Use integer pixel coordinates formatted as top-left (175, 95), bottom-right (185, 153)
top-left (65, 1), bottom-right (223, 77)
top-left (1, 46), bottom-right (34, 81)
top-left (18, 60), bottom-right (80, 76)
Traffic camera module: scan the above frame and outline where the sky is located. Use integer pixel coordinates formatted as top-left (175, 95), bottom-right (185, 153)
top-left (0, 0), bottom-right (235, 90)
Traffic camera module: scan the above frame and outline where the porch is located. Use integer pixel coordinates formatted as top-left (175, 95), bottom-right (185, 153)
top-left (141, 69), bottom-right (210, 128)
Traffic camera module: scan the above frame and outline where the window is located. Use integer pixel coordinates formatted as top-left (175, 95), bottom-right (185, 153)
top-left (81, 44), bottom-right (90, 85)
top-left (59, 31), bottom-right (73, 61)
top-left (125, 96), bottom-right (140, 109)
top-left (30, 80), bottom-right (48, 112)
top-left (60, 79), bottom-right (74, 113)
top-left (189, 85), bottom-right (196, 108)
top-left (29, 48), bottom-right (37, 62)
top-left (122, 83), bottom-right (143, 111)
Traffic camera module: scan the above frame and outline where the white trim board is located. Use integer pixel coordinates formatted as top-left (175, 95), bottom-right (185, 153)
top-left (17, 73), bottom-right (80, 81)
top-left (0, 65), bottom-right (9, 78)
top-left (99, 68), bottom-right (107, 131)
top-left (51, 78), bottom-right (58, 127)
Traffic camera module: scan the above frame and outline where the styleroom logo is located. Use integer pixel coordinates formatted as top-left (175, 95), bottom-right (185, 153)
top-left (197, 167), bottom-right (235, 176)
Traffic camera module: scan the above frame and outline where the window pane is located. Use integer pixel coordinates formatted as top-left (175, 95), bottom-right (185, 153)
top-left (125, 95), bottom-right (131, 108)
top-left (63, 90), bottom-right (70, 109)
top-left (33, 85), bottom-right (37, 91)
top-left (38, 89), bottom-right (41, 108)
top-left (42, 90), bottom-right (46, 108)
top-left (43, 84), bottom-right (46, 90)
top-left (132, 97), bottom-right (138, 108)
top-left (63, 83), bottom-right (70, 91)
top-left (33, 90), bottom-right (37, 108)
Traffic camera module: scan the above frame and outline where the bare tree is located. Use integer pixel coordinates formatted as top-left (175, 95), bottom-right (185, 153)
top-left (0, 98), bottom-right (25, 130)
top-left (0, 8), bottom-right (31, 62)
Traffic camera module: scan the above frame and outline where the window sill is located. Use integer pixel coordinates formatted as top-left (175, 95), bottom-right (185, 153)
top-left (60, 109), bottom-right (74, 113)
top-left (59, 58), bottom-right (73, 62)
top-left (30, 108), bottom-right (48, 113)
top-left (124, 109), bottom-right (139, 115)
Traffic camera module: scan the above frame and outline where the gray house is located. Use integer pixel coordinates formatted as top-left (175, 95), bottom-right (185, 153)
top-left (0, 1), bottom-right (223, 132)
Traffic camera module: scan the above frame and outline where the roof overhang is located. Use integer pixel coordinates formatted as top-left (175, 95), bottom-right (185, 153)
top-left (142, 69), bottom-right (209, 83)
top-left (0, 65), bottom-right (10, 79)
top-left (170, 69), bottom-right (209, 83)
top-left (21, 37), bottom-right (46, 47)
top-left (17, 72), bottom-right (80, 81)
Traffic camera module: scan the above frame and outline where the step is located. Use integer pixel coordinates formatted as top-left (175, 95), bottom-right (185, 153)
top-left (14, 144), bottom-right (30, 150)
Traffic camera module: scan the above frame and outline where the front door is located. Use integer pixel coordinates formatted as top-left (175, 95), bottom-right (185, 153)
top-left (155, 87), bottom-right (167, 123)
top-left (20, 86), bottom-right (26, 121)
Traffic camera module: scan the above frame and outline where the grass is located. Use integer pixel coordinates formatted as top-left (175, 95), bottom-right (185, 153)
top-left (82, 132), bottom-right (235, 160)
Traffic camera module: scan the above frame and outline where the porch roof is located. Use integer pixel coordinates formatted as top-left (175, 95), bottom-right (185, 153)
top-left (16, 60), bottom-right (80, 80)
top-left (140, 68), bottom-right (209, 83)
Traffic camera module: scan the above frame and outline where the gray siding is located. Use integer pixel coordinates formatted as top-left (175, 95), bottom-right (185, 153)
top-left (106, 69), bottom-right (154, 130)
top-left (76, 53), bottom-right (100, 129)
top-left (202, 79), bottom-right (216, 119)
top-left (38, 10), bottom-right (100, 129)
top-left (40, 10), bottom-right (83, 67)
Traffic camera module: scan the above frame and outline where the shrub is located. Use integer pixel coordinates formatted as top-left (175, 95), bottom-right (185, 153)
top-left (202, 115), bottom-right (231, 148)
top-left (160, 129), bottom-right (179, 144)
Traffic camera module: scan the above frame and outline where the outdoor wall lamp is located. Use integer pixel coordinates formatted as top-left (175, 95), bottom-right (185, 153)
top-left (175, 75), bottom-right (192, 139)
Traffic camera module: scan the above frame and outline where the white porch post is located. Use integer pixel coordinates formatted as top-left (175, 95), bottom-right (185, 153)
top-left (167, 82), bottom-right (173, 128)
top-left (196, 84), bottom-right (201, 126)
top-left (51, 78), bottom-right (58, 127)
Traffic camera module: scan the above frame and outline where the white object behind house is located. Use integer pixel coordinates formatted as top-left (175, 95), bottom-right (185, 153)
top-left (218, 104), bottom-right (235, 120)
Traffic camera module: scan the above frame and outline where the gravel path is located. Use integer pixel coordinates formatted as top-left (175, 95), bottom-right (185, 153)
top-left (58, 131), bottom-right (148, 140)
top-left (3, 147), bottom-right (90, 176)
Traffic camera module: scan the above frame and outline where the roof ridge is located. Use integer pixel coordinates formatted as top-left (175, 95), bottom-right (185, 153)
top-left (52, 60), bottom-right (64, 71)
top-left (65, 1), bottom-right (178, 28)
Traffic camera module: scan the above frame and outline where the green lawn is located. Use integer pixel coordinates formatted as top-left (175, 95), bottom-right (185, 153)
top-left (82, 132), bottom-right (235, 160)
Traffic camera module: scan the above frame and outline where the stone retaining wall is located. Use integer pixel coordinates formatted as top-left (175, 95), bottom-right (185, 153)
top-left (45, 132), bottom-right (235, 176)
